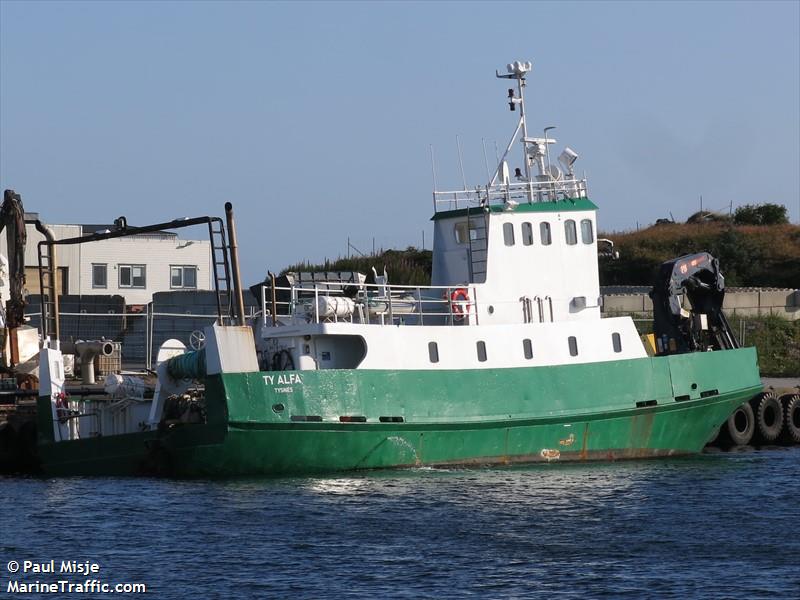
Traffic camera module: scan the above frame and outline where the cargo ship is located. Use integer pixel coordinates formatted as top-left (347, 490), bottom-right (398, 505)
top-left (33, 61), bottom-right (763, 476)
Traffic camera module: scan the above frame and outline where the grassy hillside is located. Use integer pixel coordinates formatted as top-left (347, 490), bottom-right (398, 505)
top-left (600, 223), bottom-right (800, 287)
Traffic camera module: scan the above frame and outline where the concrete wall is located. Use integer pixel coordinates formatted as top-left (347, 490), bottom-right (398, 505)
top-left (602, 288), bottom-right (800, 320)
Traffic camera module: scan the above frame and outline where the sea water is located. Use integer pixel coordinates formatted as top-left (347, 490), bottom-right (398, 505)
top-left (2, 446), bottom-right (798, 599)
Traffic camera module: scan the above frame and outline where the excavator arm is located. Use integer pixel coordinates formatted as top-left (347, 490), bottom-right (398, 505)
top-left (0, 190), bottom-right (27, 330)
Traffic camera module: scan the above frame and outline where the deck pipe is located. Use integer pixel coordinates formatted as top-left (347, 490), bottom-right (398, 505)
top-left (224, 202), bottom-right (246, 326)
top-left (32, 220), bottom-right (60, 342)
top-left (73, 341), bottom-right (115, 385)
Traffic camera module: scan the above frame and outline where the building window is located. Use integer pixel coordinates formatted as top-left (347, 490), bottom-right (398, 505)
top-left (612, 332), bottom-right (622, 353)
top-left (521, 222), bottom-right (534, 246)
top-left (171, 265), bottom-right (198, 289)
top-left (568, 336), bottom-right (578, 356)
top-left (92, 264), bottom-right (107, 289)
top-left (428, 341), bottom-right (439, 363)
top-left (503, 222), bottom-right (515, 246)
top-left (476, 340), bottom-right (487, 362)
top-left (119, 264), bottom-right (146, 288)
top-left (523, 338), bottom-right (533, 359)
top-left (540, 222), bottom-right (552, 245)
top-left (565, 220), bottom-right (578, 245)
top-left (581, 219), bottom-right (594, 244)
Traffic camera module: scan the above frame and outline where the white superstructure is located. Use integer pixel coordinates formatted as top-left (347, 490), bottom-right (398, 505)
top-left (256, 61), bottom-right (646, 371)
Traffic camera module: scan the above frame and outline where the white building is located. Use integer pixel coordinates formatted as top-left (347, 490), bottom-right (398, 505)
top-left (1, 217), bottom-right (212, 305)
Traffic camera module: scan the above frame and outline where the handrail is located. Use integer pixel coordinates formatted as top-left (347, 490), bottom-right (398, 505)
top-left (433, 178), bottom-right (588, 211)
top-left (261, 282), bottom-right (479, 328)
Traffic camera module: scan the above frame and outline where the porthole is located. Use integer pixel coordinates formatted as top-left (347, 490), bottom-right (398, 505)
top-left (612, 332), bottom-right (622, 353)
top-left (523, 338), bottom-right (533, 360)
top-left (428, 341), bottom-right (440, 363)
top-left (568, 336), bottom-right (578, 356)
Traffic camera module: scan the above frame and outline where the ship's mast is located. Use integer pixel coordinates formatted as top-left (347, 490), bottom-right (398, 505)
top-left (432, 61), bottom-right (585, 212)
top-left (494, 60), bottom-right (557, 203)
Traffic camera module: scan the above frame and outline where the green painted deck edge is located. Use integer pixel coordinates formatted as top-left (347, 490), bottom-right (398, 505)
top-left (431, 197), bottom-right (598, 220)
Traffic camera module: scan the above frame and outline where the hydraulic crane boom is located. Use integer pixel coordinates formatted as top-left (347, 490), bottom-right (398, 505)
top-left (649, 252), bottom-right (739, 355)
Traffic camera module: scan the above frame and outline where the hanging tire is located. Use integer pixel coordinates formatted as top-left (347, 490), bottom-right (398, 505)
top-left (719, 402), bottom-right (755, 447)
top-left (779, 393), bottom-right (800, 444)
top-left (752, 392), bottom-right (783, 444)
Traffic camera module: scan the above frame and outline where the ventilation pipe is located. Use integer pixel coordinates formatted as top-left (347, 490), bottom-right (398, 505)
top-left (224, 202), bottom-right (246, 326)
top-left (74, 340), bottom-right (114, 385)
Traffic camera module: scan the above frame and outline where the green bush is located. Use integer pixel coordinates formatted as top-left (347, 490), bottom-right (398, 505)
top-left (733, 203), bottom-right (789, 225)
top-left (728, 314), bottom-right (800, 377)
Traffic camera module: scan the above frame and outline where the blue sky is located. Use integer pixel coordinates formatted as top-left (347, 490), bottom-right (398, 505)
top-left (1, 0), bottom-right (798, 284)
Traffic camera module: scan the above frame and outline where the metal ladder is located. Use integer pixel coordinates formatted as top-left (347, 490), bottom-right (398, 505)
top-left (208, 219), bottom-right (233, 324)
top-left (467, 211), bottom-right (489, 283)
top-left (37, 242), bottom-right (60, 341)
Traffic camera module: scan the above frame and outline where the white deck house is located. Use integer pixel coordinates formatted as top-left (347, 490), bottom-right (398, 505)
top-left (2, 218), bottom-right (212, 304)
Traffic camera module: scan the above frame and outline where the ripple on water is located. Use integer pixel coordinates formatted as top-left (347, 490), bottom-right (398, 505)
top-left (1, 447), bottom-right (799, 599)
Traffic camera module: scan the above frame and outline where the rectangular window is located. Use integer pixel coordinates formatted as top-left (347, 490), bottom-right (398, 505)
top-left (523, 338), bottom-right (533, 359)
top-left (521, 222), bottom-right (533, 246)
top-left (454, 221), bottom-right (480, 244)
top-left (119, 264), bottom-right (146, 288)
top-left (171, 265), bottom-right (198, 289)
top-left (503, 222), bottom-right (515, 246)
top-left (581, 219), bottom-right (594, 244)
top-left (565, 220), bottom-right (578, 245)
top-left (568, 336), bottom-right (578, 356)
top-left (612, 332), bottom-right (622, 353)
top-left (92, 263), bottom-right (107, 289)
top-left (476, 340), bottom-right (487, 362)
top-left (540, 222), bottom-right (552, 245)
top-left (428, 341), bottom-right (439, 363)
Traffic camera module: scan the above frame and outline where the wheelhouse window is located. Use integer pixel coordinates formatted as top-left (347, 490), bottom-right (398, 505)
top-left (521, 222), bottom-right (534, 246)
top-left (454, 221), bottom-right (480, 244)
top-left (581, 219), bottom-right (594, 244)
top-left (476, 340), bottom-right (487, 362)
top-left (119, 264), bottom-right (146, 288)
top-left (92, 263), bottom-right (107, 289)
top-left (503, 222), bottom-right (515, 246)
top-left (428, 341), bottom-right (440, 363)
top-left (568, 336), bottom-right (578, 356)
top-left (540, 222), bottom-right (552, 246)
top-left (612, 332), bottom-right (622, 353)
top-left (565, 220), bottom-right (577, 245)
top-left (523, 338), bottom-right (533, 359)
top-left (171, 265), bottom-right (198, 289)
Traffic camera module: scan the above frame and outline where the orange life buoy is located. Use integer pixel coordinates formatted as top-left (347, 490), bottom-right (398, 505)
top-left (449, 288), bottom-right (471, 320)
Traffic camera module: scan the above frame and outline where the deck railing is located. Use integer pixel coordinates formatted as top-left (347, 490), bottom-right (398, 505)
top-left (434, 178), bottom-right (588, 212)
top-left (261, 282), bottom-right (480, 327)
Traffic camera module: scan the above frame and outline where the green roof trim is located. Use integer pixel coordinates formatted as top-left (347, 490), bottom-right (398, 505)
top-left (431, 197), bottom-right (598, 220)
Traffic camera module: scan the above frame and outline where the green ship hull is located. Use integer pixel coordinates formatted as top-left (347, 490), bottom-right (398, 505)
top-left (37, 347), bottom-right (762, 477)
